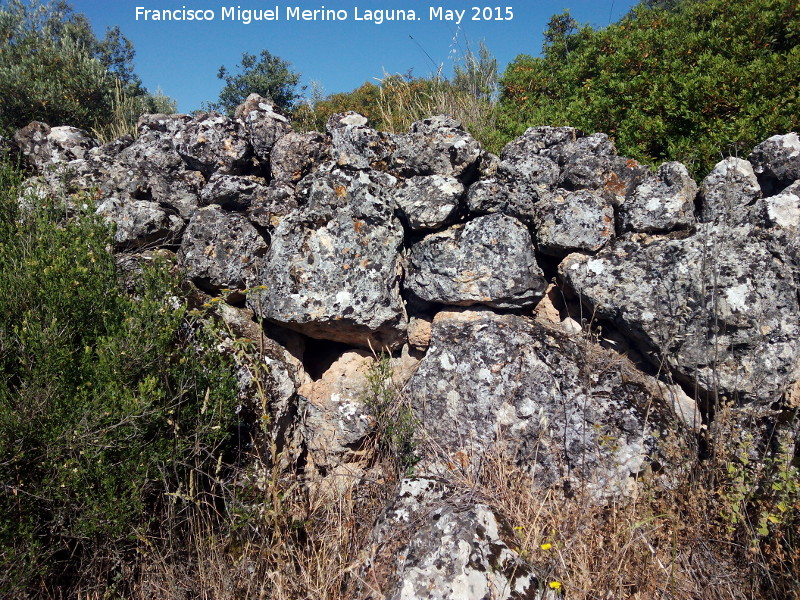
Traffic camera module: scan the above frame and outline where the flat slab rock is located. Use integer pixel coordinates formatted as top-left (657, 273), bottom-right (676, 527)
top-left (248, 167), bottom-right (407, 349)
top-left (406, 309), bottom-right (688, 498)
top-left (560, 225), bottom-right (800, 403)
top-left (404, 214), bottom-right (546, 309)
top-left (357, 478), bottom-right (554, 600)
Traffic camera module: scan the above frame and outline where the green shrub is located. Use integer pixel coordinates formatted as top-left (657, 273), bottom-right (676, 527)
top-left (0, 157), bottom-right (238, 595)
top-left (499, 0), bottom-right (800, 177)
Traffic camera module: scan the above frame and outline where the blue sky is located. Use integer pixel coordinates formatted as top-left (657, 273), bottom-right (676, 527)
top-left (70, 0), bottom-right (639, 112)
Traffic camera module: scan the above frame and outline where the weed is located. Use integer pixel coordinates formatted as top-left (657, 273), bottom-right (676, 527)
top-left (362, 353), bottom-right (419, 475)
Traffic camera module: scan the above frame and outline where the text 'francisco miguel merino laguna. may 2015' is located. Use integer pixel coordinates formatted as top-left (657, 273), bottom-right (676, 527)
top-left (134, 5), bottom-right (515, 25)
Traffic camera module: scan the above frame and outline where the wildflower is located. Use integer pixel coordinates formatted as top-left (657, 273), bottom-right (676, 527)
top-left (549, 581), bottom-right (562, 590)
top-left (540, 543), bottom-right (553, 550)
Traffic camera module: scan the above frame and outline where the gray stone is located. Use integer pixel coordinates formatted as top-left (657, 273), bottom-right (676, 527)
top-left (559, 225), bottom-right (800, 403)
top-left (407, 309), bottom-right (688, 497)
top-left (247, 182), bottom-right (299, 229)
top-left (601, 156), bottom-right (651, 206)
top-left (765, 188), bottom-right (800, 230)
top-left (248, 168), bottom-right (407, 349)
top-left (619, 161), bottom-right (697, 233)
top-left (327, 112), bottom-right (395, 170)
top-left (200, 173), bottom-right (270, 211)
top-left (96, 197), bottom-right (183, 249)
top-left (534, 189), bottom-right (615, 256)
top-left (234, 93), bottom-right (292, 164)
top-left (178, 205), bottom-right (268, 292)
top-left (394, 175), bottom-right (463, 230)
top-left (699, 157), bottom-right (763, 225)
top-left (391, 116), bottom-right (483, 179)
top-left (270, 130), bottom-right (329, 183)
top-left (500, 126), bottom-right (580, 164)
top-left (113, 133), bottom-right (205, 219)
top-left (404, 214), bottom-right (546, 309)
top-left (748, 132), bottom-right (800, 194)
top-left (171, 111), bottom-right (252, 176)
top-left (14, 122), bottom-right (98, 172)
top-left (359, 477), bottom-right (552, 600)
top-left (464, 176), bottom-right (541, 225)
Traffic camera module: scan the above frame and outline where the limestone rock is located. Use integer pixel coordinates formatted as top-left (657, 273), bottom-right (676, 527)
top-left (178, 205), bottom-right (268, 293)
top-left (499, 126), bottom-right (581, 164)
top-left (404, 214), bottom-right (546, 309)
top-left (14, 122), bottom-right (98, 171)
top-left (270, 130), bottom-right (329, 183)
top-left (234, 93), bottom-right (292, 163)
top-left (96, 198), bottom-right (183, 249)
top-left (248, 168), bottom-right (407, 349)
top-left (327, 112), bottom-right (394, 170)
top-left (359, 478), bottom-right (552, 600)
top-left (407, 309), bottom-right (686, 497)
top-left (391, 116), bottom-right (483, 179)
top-left (533, 189), bottom-right (615, 256)
top-left (619, 162), bottom-right (697, 233)
top-left (299, 351), bottom-right (375, 478)
top-left (559, 226), bottom-right (800, 403)
top-left (407, 317), bottom-right (433, 351)
top-left (699, 157), bottom-right (763, 225)
top-left (200, 173), bottom-right (270, 211)
top-left (765, 188), bottom-right (800, 230)
top-left (748, 132), bottom-right (800, 194)
top-left (464, 175), bottom-right (541, 225)
top-left (393, 175), bottom-right (463, 230)
top-left (171, 111), bottom-right (252, 176)
top-left (113, 132), bottom-right (205, 219)
top-left (247, 182), bottom-right (299, 229)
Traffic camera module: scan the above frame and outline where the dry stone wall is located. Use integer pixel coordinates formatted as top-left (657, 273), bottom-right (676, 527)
top-left (10, 97), bottom-right (800, 599)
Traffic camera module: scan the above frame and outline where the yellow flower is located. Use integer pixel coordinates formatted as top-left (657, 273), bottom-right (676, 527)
top-left (540, 543), bottom-right (553, 550)
top-left (549, 581), bottom-right (562, 590)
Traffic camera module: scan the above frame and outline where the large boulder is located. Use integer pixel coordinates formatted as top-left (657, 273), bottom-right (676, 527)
top-left (298, 351), bottom-right (376, 488)
top-left (533, 189), bottom-right (615, 256)
top-left (171, 111), bottom-right (252, 176)
top-left (393, 175), bottom-right (463, 230)
top-left (327, 112), bottom-right (395, 170)
top-left (404, 214), bottom-right (546, 309)
top-left (200, 173), bottom-right (270, 211)
top-left (559, 225), bottom-right (800, 404)
top-left (406, 309), bottom-right (689, 498)
top-left (112, 132), bottom-right (205, 219)
top-left (248, 167), bottom-right (407, 349)
top-left (270, 130), bottom-right (329, 183)
top-left (96, 198), bottom-right (183, 249)
top-left (698, 157), bottom-right (763, 225)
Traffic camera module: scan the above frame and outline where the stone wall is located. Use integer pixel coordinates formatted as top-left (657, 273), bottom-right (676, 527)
top-left (10, 98), bottom-right (800, 599)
